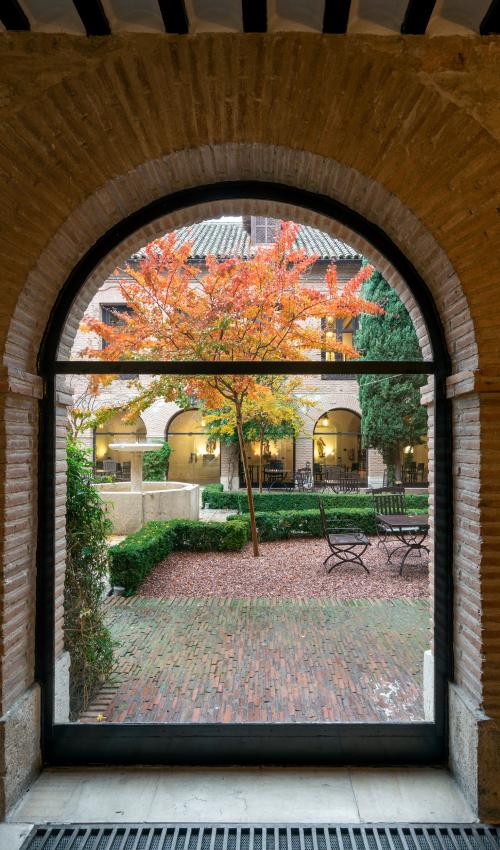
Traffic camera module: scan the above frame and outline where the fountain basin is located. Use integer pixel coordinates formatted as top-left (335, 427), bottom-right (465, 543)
top-left (94, 480), bottom-right (199, 535)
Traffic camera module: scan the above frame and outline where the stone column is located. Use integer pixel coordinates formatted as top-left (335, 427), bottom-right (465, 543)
top-left (220, 442), bottom-right (239, 490)
top-left (129, 451), bottom-right (143, 492)
top-left (0, 368), bottom-right (44, 815)
top-left (294, 435), bottom-right (313, 474)
top-left (446, 370), bottom-right (500, 819)
top-left (367, 448), bottom-right (385, 488)
top-left (420, 379), bottom-right (434, 722)
top-left (53, 377), bottom-right (73, 724)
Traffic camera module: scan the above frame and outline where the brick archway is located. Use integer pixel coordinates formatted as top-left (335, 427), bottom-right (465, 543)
top-left (8, 144), bottom-right (477, 371)
top-left (1, 30), bottom-right (497, 816)
top-left (35, 172), bottom-right (450, 765)
top-left (2, 146), bottom-right (482, 814)
top-left (8, 157), bottom-right (481, 804)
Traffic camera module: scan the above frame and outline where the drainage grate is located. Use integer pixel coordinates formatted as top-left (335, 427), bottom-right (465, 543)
top-left (19, 824), bottom-right (500, 850)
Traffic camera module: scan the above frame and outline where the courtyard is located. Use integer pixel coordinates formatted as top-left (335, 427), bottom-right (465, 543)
top-left (82, 539), bottom-right (431, 724)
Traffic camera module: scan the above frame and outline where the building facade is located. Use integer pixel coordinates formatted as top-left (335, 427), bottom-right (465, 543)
top-left (71, 216), bottom-right (409, 490)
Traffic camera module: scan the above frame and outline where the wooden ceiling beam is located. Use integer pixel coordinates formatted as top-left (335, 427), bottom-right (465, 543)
top-left (401, 0), bottom-right (437, 34)
top-left (242, 0), bottom-right (267, 32)
top-left (0, 0), bottom-right (30, 31)
top-left (158, 0), bottom-right (189, 34)
top-left (72, 0), bottom-right (111, 35)
top-left (323, 0), bottom-right (351, 33)
top-left (480, 0), bottom-right (500, 34)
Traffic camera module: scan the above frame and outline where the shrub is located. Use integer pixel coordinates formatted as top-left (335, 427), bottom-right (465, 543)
top-left (109, 521), bottom-right (177, 593)
top-left (143, 440), bottom-right (172, 481)
top-left (201, 483), bottom-right (223, 506)
top-left (171, 519), bottom-right (248, 551)
top-left (227, 506), bottom-right (427, 542)
top-left (65, 439), bottom-right (115, 720)
top-left (109, 518), bottom-right (248, 594)
top-left (202, 485), bottom-right (428, 513)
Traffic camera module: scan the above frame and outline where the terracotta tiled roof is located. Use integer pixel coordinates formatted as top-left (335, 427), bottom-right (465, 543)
top-left (132, 220), bottom-right (360, 262)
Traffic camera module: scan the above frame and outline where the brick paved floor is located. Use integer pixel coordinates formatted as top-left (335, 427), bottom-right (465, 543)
top-left (83, 596), bottom-right (430, 723)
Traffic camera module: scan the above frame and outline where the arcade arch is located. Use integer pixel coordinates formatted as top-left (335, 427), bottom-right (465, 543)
top-left (166, 409), bottom-right (220, 486)
top-left (313, 409), bottom-right (365, 481)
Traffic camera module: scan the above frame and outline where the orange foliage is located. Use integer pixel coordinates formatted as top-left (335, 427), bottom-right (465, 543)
top-left (81, 221), bottom-right (382, 556)
top-left (82, 221), bottom-right (380, 369)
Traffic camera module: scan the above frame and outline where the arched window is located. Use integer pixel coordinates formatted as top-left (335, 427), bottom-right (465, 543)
top-left (166, 409), bottom-right (220, 485)
top-left (39, 183), bottom-right (450, 768)
top-left (238, 434), bottom-right (295, 489)
top-left (313, 409), bottom-right (366, 480)
top-left (94, 413), bottom-right (146, 481)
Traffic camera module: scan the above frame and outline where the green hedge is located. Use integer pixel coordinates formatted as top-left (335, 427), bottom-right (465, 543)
top-left (109, 521), bottom-right (177, 593)
top-left (109, 518), bottom-right (248, 594)
top-left (202, 484), bottom-right (428, 513)
top-left (227, 506), bottom-right (427, 542)
top-left (202, 484), bottom-right (224, 505)
top-left (171, 519), bottom-right (248, 552)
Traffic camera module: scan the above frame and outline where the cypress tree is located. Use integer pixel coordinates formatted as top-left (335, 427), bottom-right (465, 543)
top-left (355, 269), bottom-right (427, 482)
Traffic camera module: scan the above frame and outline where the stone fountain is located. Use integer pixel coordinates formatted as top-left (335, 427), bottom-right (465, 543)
top-left (109, 441), bottom-right (161, 493)
top-left (94, 441), bottom-right (199, 535)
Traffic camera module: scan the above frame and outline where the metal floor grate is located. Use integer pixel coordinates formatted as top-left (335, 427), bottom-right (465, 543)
top-left (19, 824), bottom-right (500, 850)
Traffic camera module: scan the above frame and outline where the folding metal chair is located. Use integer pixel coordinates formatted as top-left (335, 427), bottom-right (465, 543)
top-left (318, 498), bottom-right (370, 574)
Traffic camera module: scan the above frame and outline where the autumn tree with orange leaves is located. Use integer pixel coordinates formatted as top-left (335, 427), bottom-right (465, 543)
top-left (82, 221), bottom-right (381, 556)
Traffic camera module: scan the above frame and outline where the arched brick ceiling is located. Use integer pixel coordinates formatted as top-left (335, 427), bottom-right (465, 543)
top-left (0, 33), bottom-right (498, 373)
top-left (1, 0), bottom-right (499, 36)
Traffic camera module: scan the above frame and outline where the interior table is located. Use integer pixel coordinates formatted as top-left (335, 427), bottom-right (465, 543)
top-left (265, 468), bottom-right (287, 489)
top-left (375, 513), bottom-right (429, 575)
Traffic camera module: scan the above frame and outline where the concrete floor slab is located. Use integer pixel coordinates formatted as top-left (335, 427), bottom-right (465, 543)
top-left (147, 768), bottom-right (360, 823)
top-left (8, 767), bottom-right (476, 825)
top-left (350, 767), bottom-right (475, 822)
top-left (0, 823), bottom-right (33, 850)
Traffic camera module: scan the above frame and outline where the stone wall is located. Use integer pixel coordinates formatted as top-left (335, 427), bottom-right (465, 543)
top-left (0, 32), bottom-right (499, 817)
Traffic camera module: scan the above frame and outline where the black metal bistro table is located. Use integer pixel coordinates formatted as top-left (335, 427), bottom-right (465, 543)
top-left (375, 512), bottom-right (429, 575)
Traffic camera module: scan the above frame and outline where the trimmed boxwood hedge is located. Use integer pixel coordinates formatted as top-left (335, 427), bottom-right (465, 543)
top-left (202, 484), bottom-right (428, 513)
top-left (171, 519), bottom-right (248, 551)
top-left (109, 518), bottom-right (248, 594)
top-left (226, 506), bottom-right (427, 542)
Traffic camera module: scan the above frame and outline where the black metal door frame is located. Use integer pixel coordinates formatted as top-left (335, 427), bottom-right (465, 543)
top-left (37, 181), bottom-right (452, 766)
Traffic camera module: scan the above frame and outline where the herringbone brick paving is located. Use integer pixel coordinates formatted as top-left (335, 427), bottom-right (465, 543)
top-left (83, 596), bottom-right (430, 723)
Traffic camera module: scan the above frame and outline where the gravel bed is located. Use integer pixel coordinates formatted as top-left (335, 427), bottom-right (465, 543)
top-left (139, 537), bottom-right (429, 599)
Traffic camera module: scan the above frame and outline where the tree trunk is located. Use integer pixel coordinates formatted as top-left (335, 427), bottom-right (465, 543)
top-left (259, 431), bottom-right (264, 495)
top-left (384, 445), bottom-right (403, 484)
top-left (236, 411), bottom-right (259, 557)
top-left (394, 445), bottom-right (403, 483)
